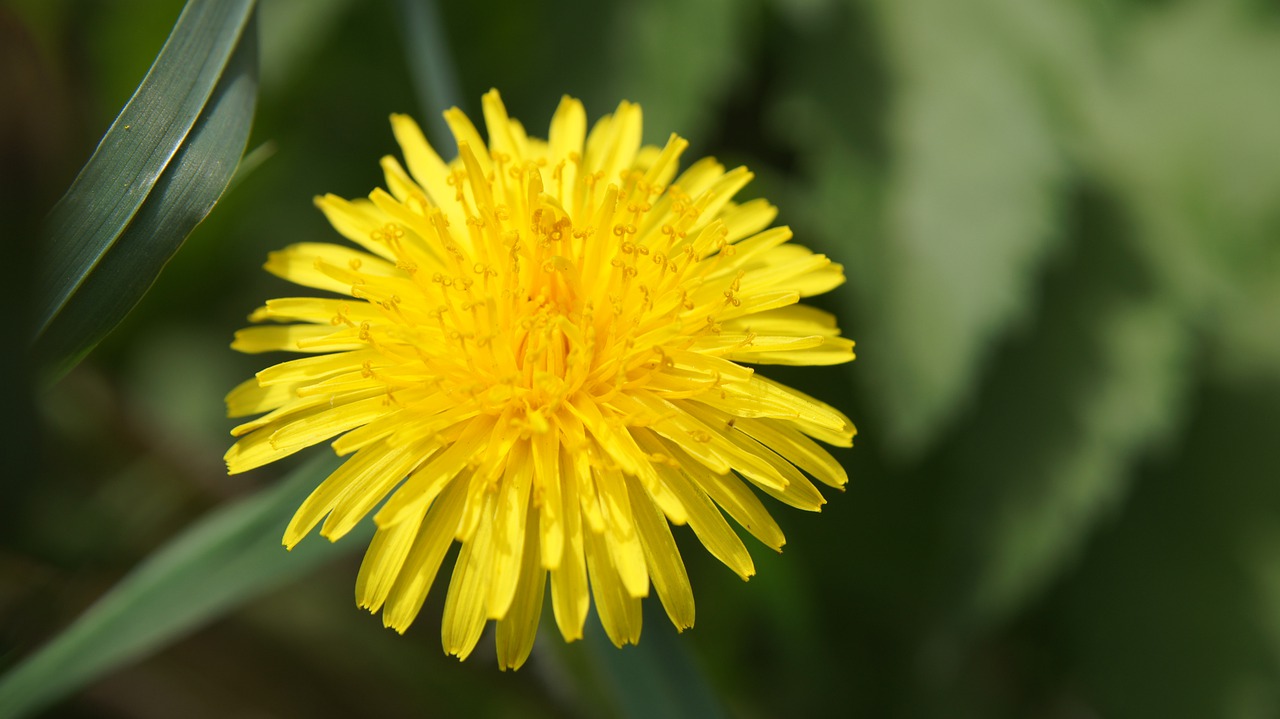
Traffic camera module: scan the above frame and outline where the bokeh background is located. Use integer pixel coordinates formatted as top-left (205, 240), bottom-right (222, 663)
top-left (4, 0), bottom-right (1280, 716)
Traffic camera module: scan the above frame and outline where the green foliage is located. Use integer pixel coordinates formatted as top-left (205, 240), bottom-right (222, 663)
top-left (1053, 383), bottom-right (1280, 718)
top-left (1081, 1), bottom-right (1280, 381)
top-left (935, 198), bottom-right (1193, 622)
top-left (0, 454), bottom-right (356, 718)
top-left (607, 0), bottom-right (754, 141)
top-left (581, 601), bottom-right (726, 719)
top-left (392, 0), bottom-right (461, 147)
top-left (32, 0), bottom-right (258, 381)
top-left (869, 0), bottom-right (1069, 452)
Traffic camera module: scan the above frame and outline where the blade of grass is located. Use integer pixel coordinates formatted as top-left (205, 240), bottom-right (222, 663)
top-left (584, 602), bottom-right (726, 719)
top-left (393, 0), bottom-right (460, 154)
top-left (34, 16), bottom-right (258, 380)
top-left (0, 453), bottom-right (365, 718)
top-left (33, 0), bottom-right (257, 379)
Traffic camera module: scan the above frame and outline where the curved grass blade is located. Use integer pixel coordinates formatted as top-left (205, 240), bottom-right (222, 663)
top-left (33, 0), bottom-right (257, 379)
top-left (393, 0), bottom-right (461, 154)
top-left (0, 454), bottom-right (363, 718)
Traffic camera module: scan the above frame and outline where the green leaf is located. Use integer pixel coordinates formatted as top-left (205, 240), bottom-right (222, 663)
top-left (584, 601), bottom-right (726, 719)
top-left (1080, 2), bottom-right (1280, 384)
top-left (1084, 2), bottom-right (1280, 302)
top-left (607, 0), bottom-right (753, 141)
top-left (868, 0), bottom-right (1069, 452)
top-left (33, 0), bottom-right (258, 380)
top-left (258, 0), bottom-right (356, 93)
top-left (1055, 383), bottom-right (1280, 718)
top-left (970, 295), bottom-right (1190, 619)
top-left (0, 454), bottom-right (363, 718)
top-left (1214, 279), bottom-right (1280, 383)
top-left (936, 197), bottom-right (1193, 623)
top-left (393, 0), bottom-right (462, 153)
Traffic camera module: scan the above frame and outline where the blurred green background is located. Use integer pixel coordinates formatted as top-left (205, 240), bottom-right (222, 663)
top-left (4, 0), bottom-right (1280, 716)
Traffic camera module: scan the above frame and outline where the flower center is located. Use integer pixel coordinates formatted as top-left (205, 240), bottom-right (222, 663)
top-left (356, 127), bottom-right (768, 445)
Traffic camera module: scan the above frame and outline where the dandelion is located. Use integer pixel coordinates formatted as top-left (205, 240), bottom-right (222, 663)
top-left (225, 90), bottom-right (855, 669)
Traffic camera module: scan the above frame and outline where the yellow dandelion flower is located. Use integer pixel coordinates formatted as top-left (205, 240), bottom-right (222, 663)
top-left (225, 90), bottom-right (855, 669)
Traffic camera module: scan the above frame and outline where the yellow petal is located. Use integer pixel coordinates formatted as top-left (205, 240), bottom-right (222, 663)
top-left (548, 95), bottom-right (585, 163)
top-left (721, 198), bottom-right (777, 242)
top-left (293, 371), bottom-right (387, 401)
top-left (548, 96), bottom-right (585, 212)
top-left (374, 415), bottom-right (498, 528)
top-left (718, 375), bottom-right (852, 434)
top-left (640, 133), bottom-right (689, 193)
top-left (682, 459), bottom-right (785, 551)
top-left (655, 395), bottom-right (791, 491)
top-left (645, 437), bottom-right (755, 581)
top-left (495, 511), bottom-right (546, 671)
top-left (378, 154), bottom-right (419, 203)
top-left (669, 156), bottom-right (725, 199)
top-left (627, 475), bottom-right (694, 630)
top-left (248, 297), bottom-right (381, 325)
top-left (487, 440), bottom-right (534, 619)
top-left (255, 348), bottom-right (381, 387)
top-left (444, 106), bottom-right (491, 176)
top-left (689, 167), bottom-right (754, 235)
top-left (533, 432), bottom-right (564, 570)
top-left (282, 439), bottom-right (419, 547)
top-left (322, 441), bottom-right (434, 541)
top-left (690, 333), bottom-right (826, 358)
top-left (725, 336), bottom-right (856, 366)
top-left (550, 445), bottom-right (590, 641)
top-left (356, 498), bottom-right (429, 612)
top-left (707, 226), bottom-right (793, 274)
top-left (232, 324), bottom-right (364, 354)
top-left (481, 88), bottom-right (521, 160)
top-left (225, 390), bottom-right (385, 473)
top-left (621, 428), bottom-right (688, 525)
top-left (382, 478), bottom-right (468, 632)
top-left (711, 290), bottom-right (802, 322)
top-left (458, 141), bottom-right (496, 219)
top-left (367, 188), bottom-right (446, 267)
top-left (573, 395), bottom-right (656, 482)
top-left (574, 448), bottom-right (606, 535)
top-left (584, 523), bottom-right (642, 647)
top-left (267, 395), bottom-right (400, 457)
top-left (596, 466), bottom-right (649, 599)
top-left (722, 303), bottom-right (842, 337)
top-left (329, 413), bottom-right (400, 456)
top-left (313, 194), bottom-right (397, 260)
top-left (733, 417), bottom-right (849, 488)
top-left (264, 242), bottom-right (399, 295)
top-left (584, 100), bottom-right (642, 186)
top-left (225, 377), bottom-right (298, 418)
top-left (389, 113), bottom-right (453, 207)
top-left (442, 491), bottom-right (497, 659)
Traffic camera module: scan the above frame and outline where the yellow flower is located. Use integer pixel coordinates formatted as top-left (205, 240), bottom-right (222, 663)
top-left (225, 90), bottom-right (855, 669)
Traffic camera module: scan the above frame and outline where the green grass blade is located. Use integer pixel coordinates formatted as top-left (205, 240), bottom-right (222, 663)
top-left (0, 454), bottom-right (364, 718)
top-left (585, 602), bottom-right (726, 719)
top-left (393, 0), bottom-right (461, 153)
top-left (33, 0), bottom-right (257, 377)
top-left (34, 12), bottom-right (259, 380)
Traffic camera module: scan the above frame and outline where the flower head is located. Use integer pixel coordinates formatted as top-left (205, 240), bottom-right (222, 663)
top-left (226, 90), bottom-right (855, 669)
